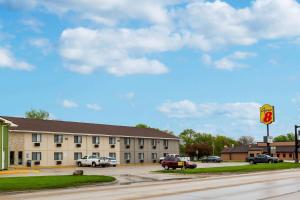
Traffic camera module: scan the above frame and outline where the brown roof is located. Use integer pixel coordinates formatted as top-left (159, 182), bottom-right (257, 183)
top-left (222, 144), bottom-right (296, 154)
top-left (1, 116), bottom-right (179, 140)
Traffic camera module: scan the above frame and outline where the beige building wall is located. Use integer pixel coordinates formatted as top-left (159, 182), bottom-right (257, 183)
top-left (9, 131), bottom-right (179, 167)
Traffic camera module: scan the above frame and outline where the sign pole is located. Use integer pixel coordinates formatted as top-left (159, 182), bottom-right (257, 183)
top-left (267, 124), bottom-right (270, 156)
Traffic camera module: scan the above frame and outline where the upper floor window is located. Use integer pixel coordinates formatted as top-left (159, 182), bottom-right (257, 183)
top-left (151, 139), bottom-right (157, 146)
top-left (109, 152), bottom-right (116, 159)
top-left (32, 152), bottom-right (42, 161)
top-left (92, 152), bottom-right (100, 158)
top-left (138, 138), bottom-right (144, 146)
top-left (124, 137), bottom-right (130, 145)
top-left (163, 139), bottom-right (168, 147)
top-left (74, 135), bottom-right (82, 144)
top-left (54, 134), bottom-right (63, 143)
top-left (54, 152), bottom-right (63, 160)
top-left (109, 137), bottom-right (116, 145)
top-left (32, 133), bottom-right (42, 143)
top-left (92, 136), bottom-right (100, 144)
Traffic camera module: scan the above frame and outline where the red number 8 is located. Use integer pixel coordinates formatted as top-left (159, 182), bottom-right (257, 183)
top-left (264, 112), bottom-right (273, 123)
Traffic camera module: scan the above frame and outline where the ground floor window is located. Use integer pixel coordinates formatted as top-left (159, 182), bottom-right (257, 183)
top-left (152, 153), bottom-right (157, 159)
top-left (283, 153), bottom-right (286, 158)
top-left (109, 152), bottom-right (116, 159)
top-left (92, 152), bottom-right (100, 158)
top-left (54, 152), bottom-right (63, 160)
top-left (289, 153), bottom-right (293, 158)
top-left (124, 153), bottom-right (131, 160)
top-left (277, 154), bottom-right (280, 157)
top-left (74, 152), bottom-right (82, 160)
top-left (32, 152), bottom-right (42, 161)
top-left (138, 153), bottom-right (144, 160)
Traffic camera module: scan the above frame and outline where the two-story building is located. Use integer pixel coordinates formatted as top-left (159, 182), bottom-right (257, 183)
top-left (0, 116), bottom-right (179, 168)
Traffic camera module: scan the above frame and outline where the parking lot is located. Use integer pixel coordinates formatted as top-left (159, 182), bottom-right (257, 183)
top-left (2, 162), bottom-right (249, 184)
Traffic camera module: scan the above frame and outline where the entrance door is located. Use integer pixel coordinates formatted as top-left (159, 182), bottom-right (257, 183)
top-left (18, 151), bottom-right (23, 165)
top-left (10, 151), bottom-right (15, 165)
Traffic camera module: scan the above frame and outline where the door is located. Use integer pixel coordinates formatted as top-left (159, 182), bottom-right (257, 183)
top-left (10, 151), bottom-right (15, 165)
top-left (18, 151), bottom-right (23, 165)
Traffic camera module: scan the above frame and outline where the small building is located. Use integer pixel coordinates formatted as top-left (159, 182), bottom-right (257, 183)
top-left (0, 116), bottom-right (179, 167)
top-left (221, 142), bottom-right (299, 161)
top-left (0, 117), bottom-right (16, 170)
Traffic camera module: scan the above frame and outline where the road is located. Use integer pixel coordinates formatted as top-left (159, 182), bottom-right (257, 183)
top-left (2, 169), bottom-right (300, 200)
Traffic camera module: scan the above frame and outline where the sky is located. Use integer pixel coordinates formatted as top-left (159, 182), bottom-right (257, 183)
top-left (1, 0), bottom-right (300, 140)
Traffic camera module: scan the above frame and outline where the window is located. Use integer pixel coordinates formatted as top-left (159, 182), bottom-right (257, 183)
top-left (152, 153), bottom-right (157, 160)
top-left (74, 152), bottom-right (82, 160)
top-left (32, 133), bottom-right (42, 143)
top-left (74, 136), bottom-right (82, 144)
top-left (92, 152), bottom-right (100, 158)
top-left (54, 152), bottom-right (63, 160)
top-left (283, 153), bottom-right (286, 158)
top-left (124, 153), bottom-right (131, 160)
top-left (92, 136), bottom-right (100, 144)
top-left (32, 152), bottom-right (41, 161)
top-left (109, 137), bottom-right (116, 145)
top-left (249, 154), bottom-right (254, 157)
top-left (289, 153), bottom-right (293, 158)
top-left (109, 153), bottom-right (116, 159)
top-left (54, 134), bottom-right (63, 143)
top-left (163, 153), bottom-right (167, 157)
top-left (163, 139), bottom-right (168, 147)
top-left (277, 154), bottom-right (280, 157)
top-left (151, 139), bottom-right (157, 146)
top-left (138, 153), bottom-right (144, 160)
top-left (138, 138), bottom-right (144, 146)
top-left (124, 137), bottom-right (130, 145)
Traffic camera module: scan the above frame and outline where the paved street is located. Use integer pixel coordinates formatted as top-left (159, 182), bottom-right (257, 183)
top-left (2, 168), bottom-right (300, 200)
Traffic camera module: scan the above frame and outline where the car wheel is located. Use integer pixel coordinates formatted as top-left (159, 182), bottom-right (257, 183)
top-left (269, 160), bottom-right (273, 164)
top-left (250, 160), bottom-right (254, 164)
top-left (92, 162), bottom-right (96, 167)
top-left (77, 162), bottom-right (82, 167)
top-left (164, 165), bottom-right (169, 170)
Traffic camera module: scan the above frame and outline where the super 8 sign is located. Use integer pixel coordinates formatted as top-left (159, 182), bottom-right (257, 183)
top-left (260, 104), bottom-right (275, 125)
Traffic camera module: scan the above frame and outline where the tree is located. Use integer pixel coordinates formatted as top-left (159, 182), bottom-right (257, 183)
top-left (25, 109), bottom-right (49, 120)
top-left (135, 123), bottom-right (151, 128)
top-left (214, 135), bottom-right (237, 156)
top-left (273, 133), bottom-right (295, 142)
top-left (237, 136), bottom-right (255, 146)
top-left (184, 143), bottom-right (212, 160)
top-left (179, 129), bottom-right (197, 145)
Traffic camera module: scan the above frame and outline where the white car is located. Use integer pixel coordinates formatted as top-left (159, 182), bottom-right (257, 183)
top-left (76, 156), bottom-right (108, 167)
top-left (107, 157), bottom-right (117, 167)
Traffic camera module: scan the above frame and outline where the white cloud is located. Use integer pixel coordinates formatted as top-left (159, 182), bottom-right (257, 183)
top-left (28, 38), bottom-right (52, 55)
top-left (86, 103), bottom-right (102, 111)
top-left (59, 27), bottom-right (174, 76)
top-left (158, 100), bottom-right (199, 118)
top-left (158, 100), bottom-right (261, 124)
top-left (202, 51), bottom-right (256, 70)
top-left (21, 18), bottom-right (43, 32)
top-left (62, 99), bottom-right (78, 108)
top-left (0, 48), bottom-right (33, 71)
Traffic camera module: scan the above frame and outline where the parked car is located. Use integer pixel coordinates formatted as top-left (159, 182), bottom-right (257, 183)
top-left (161, 156), bottom-right (186, 170)
top-left (107, 157), bottom-right (117, 167)
top-left (159, 154), bottom-right (179, 164)
top-left (245, 156), bottom-right (255, 162)
top-left (184, 161), bottom-right (197, 169)
top-left (200, 156), bottom-right (223, 163)
top-left (76, 156), bottom-right (108, 167)
top-left (247, 154), bottom-right (279, 164)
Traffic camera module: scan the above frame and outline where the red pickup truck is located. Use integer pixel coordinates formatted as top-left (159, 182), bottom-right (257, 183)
top-left (161, 156), bottom-right (197, 170)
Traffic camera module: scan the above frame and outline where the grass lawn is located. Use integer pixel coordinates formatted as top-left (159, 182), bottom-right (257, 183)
top-left (0, 175), bottom-right (116, 192)
top-left (156, 162), bottom-right (300, 174)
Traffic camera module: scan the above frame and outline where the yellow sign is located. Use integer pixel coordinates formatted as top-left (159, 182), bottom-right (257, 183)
top-left (260, 104), bottom-right (275, 125)
top-left (178, 162), bottom-right (184, 166)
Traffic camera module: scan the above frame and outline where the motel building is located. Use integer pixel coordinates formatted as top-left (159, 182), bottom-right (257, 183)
top-left (221, 141), bottom-right (300, 161)
top-left (0, 116), bottom-right (179, 170)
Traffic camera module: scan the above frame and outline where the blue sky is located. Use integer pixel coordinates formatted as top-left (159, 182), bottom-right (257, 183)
top-left (1, 0), bottom-right (300, 140)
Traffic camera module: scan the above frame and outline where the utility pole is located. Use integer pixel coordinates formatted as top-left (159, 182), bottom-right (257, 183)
top-left (295, 125), bottom-right (299, 163)
top-left (267, 124), bottom-right (271, 156)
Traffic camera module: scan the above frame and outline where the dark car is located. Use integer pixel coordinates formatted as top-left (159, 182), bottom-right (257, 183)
top-left (161, 156), bottom-right (186, 170)
top-left (200, 156), bottom-right (223, 163)
top-left (184, 161), bottom-right (197, 169)
top-left (248, 154), bottom-right (279, 164)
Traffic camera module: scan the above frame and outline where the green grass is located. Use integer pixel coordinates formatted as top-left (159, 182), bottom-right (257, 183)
top-left (156, 163), bottom-right (300, 174)
top-left (0, 175), bottom-right (116, 192)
